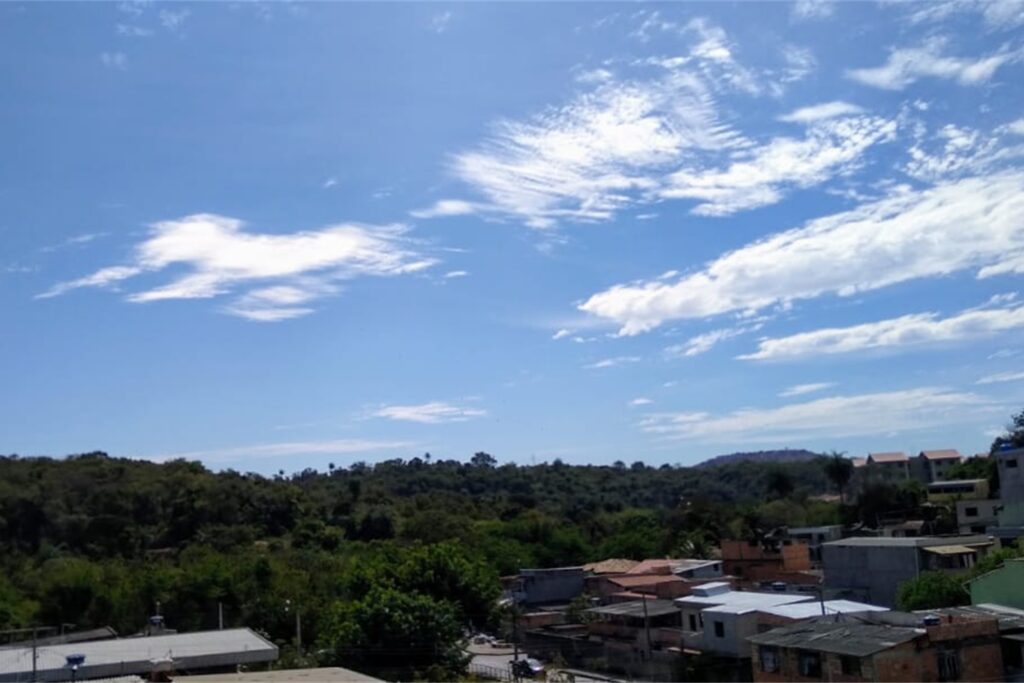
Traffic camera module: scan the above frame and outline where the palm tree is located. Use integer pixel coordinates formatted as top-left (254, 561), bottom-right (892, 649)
top-left (823, 452), bottom-right (854, 504)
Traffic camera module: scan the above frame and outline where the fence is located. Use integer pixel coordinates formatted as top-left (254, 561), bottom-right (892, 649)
top-left (468, 661), bottom-right (513, 681)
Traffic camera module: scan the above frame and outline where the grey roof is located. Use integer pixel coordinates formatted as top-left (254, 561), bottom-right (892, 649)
top-left (920, 604), bottom-right (1024, 632)
top-left (0, 628), bottom-right (277, 683)
top-left (677, 589), bottom-right (813, 615)
top-left (756, 600), bottom-right (887, 620)
top-left (748, 620), bottom-right (923, 657)
top-left (589, 599), bottom-right (680, 619)
top-left (823, 534), bottom-right (992, 548)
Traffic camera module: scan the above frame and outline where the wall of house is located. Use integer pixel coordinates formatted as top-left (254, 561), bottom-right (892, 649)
top-left (970, 560), bottom-right (1024, 609)
top-left (957, 499), bottom-right (1001, 534)
top-left (516, 568), bottom-right (584, 606)
top-left (822, 544), bottom-right (919, 607)
top-left (998, 447), bottom-right (1024, 509)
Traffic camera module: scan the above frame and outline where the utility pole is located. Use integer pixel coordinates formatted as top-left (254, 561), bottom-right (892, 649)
top-left (218, 602), bottom-right (224, 630)
top-left (32, 627), bottom-right (38, 682)
top-left (295, 607), bottom-right (302, 655)
top-left (641, 593), bottom-right (652, 659)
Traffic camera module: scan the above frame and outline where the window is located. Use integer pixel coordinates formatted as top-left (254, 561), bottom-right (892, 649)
top-left (714, 620), bottom-right (725, 638)
top-left (798, 651), bottom-right (822, 678)
top-left (1006, 458), bottom-right (1019, 469)
top-left (841, 656), bottom-right (862, 676)
top-left (938, 649), bottom-right (961, 681)
top-left (760, 646), bottom-right (780, 673)
top-left (965, 506), bottom-right (978, 517)
top-left (688, 614), bottom-right (697, 631)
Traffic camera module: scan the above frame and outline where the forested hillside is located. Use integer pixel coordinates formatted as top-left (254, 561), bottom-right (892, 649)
top-left (0, 451), bottom-right (835, 678)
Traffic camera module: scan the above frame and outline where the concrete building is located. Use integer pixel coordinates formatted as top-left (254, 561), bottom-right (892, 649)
top-left (785, 525), bottom-right (843, 565)
top-left (914, 449), bottom-right (963, 483)
top-left (821, 535), bottom-right (993, 607)
top-left (674, 582), bottom-right (814, 658)
top-left (992, 446), bottom-right (1024, 546)
top-left (865, 452), bottom-right (911, 480)
top-left (0, 628), bottom-right (277, 682)
top-left (926, 478), bottom-right (989, 503)
top-left (509, 566), bottom-right (584, 606)
top-left (748, 610), bottom-right (1003, 683)
top-left (755, 600), bottom-right (888, 629)
top-left (969, 559), bottom-right (1024, 609)
top-left (957, 498), bottom-right (1001, 534)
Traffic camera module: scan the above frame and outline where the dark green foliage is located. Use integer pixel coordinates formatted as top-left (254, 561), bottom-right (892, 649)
top-left (897, 571), bottom-right (970, 610)
top-left (992, 408), bottom-right (1024, 451)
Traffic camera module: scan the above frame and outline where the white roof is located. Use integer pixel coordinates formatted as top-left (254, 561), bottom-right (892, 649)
top-left (676, 589), bottom-right (814, 615)
top-left (0, 628), bottom-right (276, 682)
top-left (756, 600), bottom-right (888, 620)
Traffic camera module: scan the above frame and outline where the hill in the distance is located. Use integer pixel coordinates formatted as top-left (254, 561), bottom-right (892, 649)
top-left (698, 449), bottom-right (823, 468)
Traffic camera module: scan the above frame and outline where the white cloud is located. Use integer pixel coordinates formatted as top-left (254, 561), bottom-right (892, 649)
top-left (444, 270), bottom-right (469, 279)
top-left (792, 0), bottom-right (835, 21)
top-left (148, 438), bottom-right (413, 463)
top-left (580, 171), bottom-right (1024, 335)
top-left (905, 0), bottom-right (1024, 30)
top-left (323, 177), bottom-right (338, 189)
top-left (158, 8), bottom-right (189, 31)
top-left (778, 101), bottom-right (865, 123)
top-left (660, 114), bottom-right (896, 216)
top-left (846, 37), bottom-right (1020, 90)
top-left (40, 213), bottom-right (435, 320)
top-left (779, 382), bottom-right (836, 397)
top-left (641, 387), bottom-right (992, 443)
top-left (552, 329), bottom-right (573, 340)
top-left (409, 199), bottom-right (479, 219)
top-left (431, 10), bottom-right (452, 34)
top-left (742, 303), bottom-right (1024, 361)
top-left (584, 356), bottom-right (641, 369)
top-left (373, 401), bottom-right (486, 424)
top-left (630, 397), bottom-right (654, 406)
top-left (978, 370), bottom-right (1024, 384)
top-left (904, 123), bottom-right (1024, 182)
top-left (780, 45), bottom-right (817, 83)
top-left (1003, 118), bottom-right (1024, 135)
top-left (100, 52), bottom-right (127, 70)
top-left (667, 327), bottom-right (747, 357)
top-left (40, 232), bottom-right (108, 253)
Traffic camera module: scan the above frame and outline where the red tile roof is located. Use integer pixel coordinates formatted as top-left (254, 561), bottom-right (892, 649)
top-left (868, 452), bottom-right (909, 463)
top-left (920, 449), bottom-right (962, 460)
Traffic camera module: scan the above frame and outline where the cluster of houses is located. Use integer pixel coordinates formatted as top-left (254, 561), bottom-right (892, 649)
top-left (502, 445), bottom-right (1024, 682)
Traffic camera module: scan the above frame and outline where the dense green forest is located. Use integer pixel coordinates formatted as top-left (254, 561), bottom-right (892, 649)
top-left (1, 406), bottom-right (1020, 678)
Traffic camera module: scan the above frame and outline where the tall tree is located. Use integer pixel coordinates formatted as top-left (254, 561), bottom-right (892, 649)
top-left (992, 407), bottom-right (1024, 451)
top-left (823, 452), bottom-right (854, 504)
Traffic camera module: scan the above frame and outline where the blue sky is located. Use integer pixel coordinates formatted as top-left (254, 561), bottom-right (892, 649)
top-left (3, 1), bottom-right (1024, 473)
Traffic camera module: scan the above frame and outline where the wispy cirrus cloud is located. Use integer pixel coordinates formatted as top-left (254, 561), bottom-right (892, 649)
top-left (778, 101), bottom-right (865, 124)
top-left (584, 356), bottom-right (641, 369)
top-left (741, 301), bottom-right (1024, 361)
top-left (791, 0), bottom-right (835, 21)
top-left (904, 0), bottom-right (1024, 30)
top-left (424, 17), bottom-right (887, 228)
top-left (100, 52), bottom-right (128, 70)
top-left (666, 326), bottom-right (750, 357)
top-left (580, 171), bottom-right (1024, 335)
top-left (641, 387), bottom-right (994, 443)
top-left (779, 382), bottom-right (835, 397)
top-left (846, 37), bottom-right (1020, 90)
top-left (373, 401), bottom-right (486, 424)
top-left (39, 213), bottom-right (436, 321)
top-left (630, 397), bottom-right (654, 407)
top-left (977, 370), bottom-right (1024, 384)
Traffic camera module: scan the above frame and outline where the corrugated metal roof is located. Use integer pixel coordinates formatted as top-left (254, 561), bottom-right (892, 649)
top-left (748, 621), bottom-right (922, 657)
top-left (922, 544), bottom-right (977, 555)
top-left (756, 600), bottom-right (888, 620)
top-left (589, 599), bottom-right (681, 619)
top-left (0, 628), bottom-right (277, 682)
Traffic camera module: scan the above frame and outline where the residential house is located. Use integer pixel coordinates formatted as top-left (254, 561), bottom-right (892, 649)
top-left (785, 525), bottom-right (843, 565)
top-left (993, 446), bottom-right (1024, 546)
top-left (914, 449), bottom-right (964, 484)
top-left (957, 499), bottom-right (1001, 534)
top-left (969, 559), bottom-right (1024, 610)
top-left (582, 558), bottom-right (640, 575)
top-left (748, 610), bottom-right (1003, 683)
top-left (922, 604), bottom-right (1024, 681)
top-left (625, 558), bottom-right (724, 579)
top-left (720, 539), bottom-right (815, 588)
top-left (755, 599), bottom-right (888, 630)
top-left (675, 582), bottom-right (814, 658)
top-left (926, 478), bottom-right (990, 503)
top-left (866, 452), bottom-right (912, 481)
top-left (508, 566), bottom-right (584, 607)
top-left (821, 535), bottom-right (994, 607)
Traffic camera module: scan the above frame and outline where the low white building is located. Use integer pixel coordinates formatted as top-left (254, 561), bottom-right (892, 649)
top-left (674, 582), bottom-right (815, 657)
